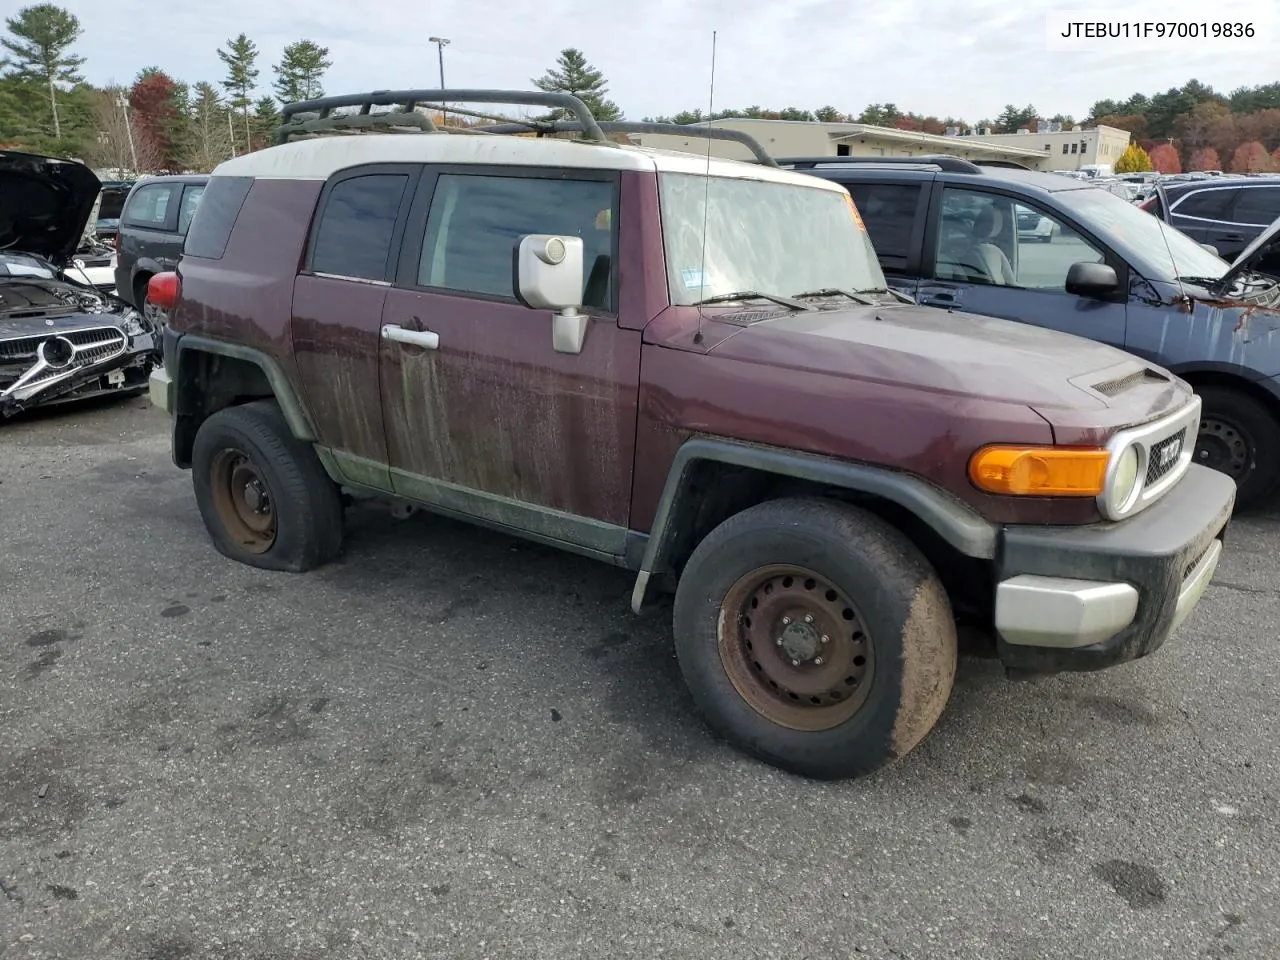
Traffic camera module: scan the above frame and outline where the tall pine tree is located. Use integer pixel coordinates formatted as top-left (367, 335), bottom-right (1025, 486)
top-left (1, 3), bottom-right (85, 140)
top-left (532, 48), bottom-right (621, 121)
top-left (217, 33), bottom-right (259, 153)
top-left (273, 39), bottom-right (332, 104)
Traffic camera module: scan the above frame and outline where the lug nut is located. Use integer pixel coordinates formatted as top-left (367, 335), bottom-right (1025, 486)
top-left (776, 638), bottom-right (783, 646)
top-left (791, 659), bottom-right (800, 666)
top-left (782, 616), bottom-right (791, 625)
top-left (814, 657), bottom-right (824, 666)
top-left (804, 614), bottom-right (814, 624)
top-left (820, 635), bottom-right (829, 644)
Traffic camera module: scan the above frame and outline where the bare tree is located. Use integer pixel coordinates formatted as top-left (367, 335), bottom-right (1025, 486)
top-left (83, 86), bottom-right (162, 174)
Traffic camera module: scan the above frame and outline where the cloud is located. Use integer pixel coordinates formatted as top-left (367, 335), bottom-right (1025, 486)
top-left (69, 0), bottom-right (1280, 122)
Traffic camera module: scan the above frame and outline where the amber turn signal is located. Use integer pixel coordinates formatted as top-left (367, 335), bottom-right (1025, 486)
top-left (968, 445), bottom-right (1110, 497)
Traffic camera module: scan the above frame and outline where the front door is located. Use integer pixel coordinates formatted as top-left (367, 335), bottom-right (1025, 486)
top-left (379, 165), bottom-right (642, 552)
top-left (917, 186), bottom-right (1128, 350)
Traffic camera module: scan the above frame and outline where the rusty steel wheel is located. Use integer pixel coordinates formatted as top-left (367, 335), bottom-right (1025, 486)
top-left (718, 563), bottom-right (875, 732)
top-left (208, 447), bottom-right (277, 554)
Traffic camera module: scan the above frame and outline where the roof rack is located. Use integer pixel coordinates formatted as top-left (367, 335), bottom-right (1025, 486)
top-left (776, 155), bottom-right (985, 174)
top-left (973, 159), bottom-right (1032, 170)
top-left (275, 89), bottom-right (610, 146)
top-left (474, 120), bottom-right (780, 167)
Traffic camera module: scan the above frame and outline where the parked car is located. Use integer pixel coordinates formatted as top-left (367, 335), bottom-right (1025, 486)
top-left (93, 179), bottom-right (135, 242)
top-left (1139, 175), bottom-right (1280, 275)
top-left (146, 91), bottom-right (1232, 781)
top-left (113, 173), bottom-right (208, 310)
top-left (781, 155), bottom-right (1280, 507)
top-left (0, 150), bottom-right (160, 417)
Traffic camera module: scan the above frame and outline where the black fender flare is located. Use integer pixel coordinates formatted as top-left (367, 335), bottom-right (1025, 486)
top-left (630, 436), bottom-right (998, 613)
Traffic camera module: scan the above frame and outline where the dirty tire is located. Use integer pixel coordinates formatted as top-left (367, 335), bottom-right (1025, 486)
top-left (191, 399), bottom-right (344, 572)
top-left (132, 274), bottom-right (151, 311)
top-left (672, 497), bottom-right (957, 780)
top-left (1196, 386), bottom-right (1280, 510)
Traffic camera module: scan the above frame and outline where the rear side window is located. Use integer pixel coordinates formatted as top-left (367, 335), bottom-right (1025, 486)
top-left (843, 182), bottom-right (922, 262)
top-left (1172, 188), bottom-right (1239, 221)
top-left (184, 177), bottom-right (252, 260)
top-left (1231, 186), bottom-right (1280, 226)
top-left (177, 184), bottom-right (206, 234)
top-left (122, 183), bottom-right (176, 228)
top-left (310, 174), bottom-right (409, 281)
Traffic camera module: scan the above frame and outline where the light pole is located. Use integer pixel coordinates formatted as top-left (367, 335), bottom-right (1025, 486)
top-left (116, 90), bottom-right (138, 172)
top-left (429, 36), bottom-right (450, 125)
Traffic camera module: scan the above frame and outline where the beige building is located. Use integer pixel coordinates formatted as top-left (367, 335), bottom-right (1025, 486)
top-left (960, 124), bottom-right (1132, 172)
top-left (634, 119), bottom-right (1132, 173)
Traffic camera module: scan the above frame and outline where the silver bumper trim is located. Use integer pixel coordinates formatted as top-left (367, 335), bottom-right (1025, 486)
top-left (1170, 539), bottom-right (1222, 635)
top-left (996, 575), bottom-right (1139, 649)
top-left (149, 367), bottom-right (173, 414)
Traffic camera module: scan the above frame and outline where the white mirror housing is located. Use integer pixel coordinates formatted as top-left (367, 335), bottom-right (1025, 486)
top-left (516, 234), bottom-right (584, 311)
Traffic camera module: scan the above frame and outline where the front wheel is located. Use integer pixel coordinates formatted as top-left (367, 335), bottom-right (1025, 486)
top-left (191, 400), bottom-right (344, 571)
top-left (672, 497), bottom-right (958, 780)
top-left (1194, 386), bottom-right (1280, 510)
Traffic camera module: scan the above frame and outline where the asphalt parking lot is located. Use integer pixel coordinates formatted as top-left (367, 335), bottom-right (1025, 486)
top-left (2, 394), bottom-right (1279, 960)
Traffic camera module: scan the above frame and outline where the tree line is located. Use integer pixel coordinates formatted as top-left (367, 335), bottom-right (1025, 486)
top-left (4, 7), bottom-right (1279, 177)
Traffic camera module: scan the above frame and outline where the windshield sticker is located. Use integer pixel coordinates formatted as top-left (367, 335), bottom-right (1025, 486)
top-left (681, 267), bottom-right (709, 289)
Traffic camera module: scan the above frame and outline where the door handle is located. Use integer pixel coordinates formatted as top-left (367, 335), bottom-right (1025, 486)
top-left (921, 291), bottom-right (958, 306)
top-left (1220, 233), bottom-right (1245, 242)
top-left (381, 324), bottom-right (440, 350)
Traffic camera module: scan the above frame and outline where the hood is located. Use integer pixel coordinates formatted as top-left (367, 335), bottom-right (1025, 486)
top-left (0, 150), bottom-right (102, 265)
top-left (1215, 215), bottom-right (1280, 291)
top-left (707, 303), bottom-right (1187, 429)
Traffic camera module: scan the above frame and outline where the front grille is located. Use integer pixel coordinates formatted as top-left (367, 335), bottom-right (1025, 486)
top-left (1145, 428), bottom-right (1187, 486)
top-left (0, 337), bottom-right (40, 362)
top-left (0, 326), bottom-right (129, 399)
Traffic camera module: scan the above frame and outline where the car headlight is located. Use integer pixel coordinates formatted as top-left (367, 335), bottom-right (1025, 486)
top-left (119, 309), bottom-right (147, 338)
top-left (1108, 443), bottom-right (1142, 515)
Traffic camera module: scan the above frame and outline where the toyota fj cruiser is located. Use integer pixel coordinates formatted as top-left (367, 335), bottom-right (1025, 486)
top-left (147, 90), bottom-right (1234, 780)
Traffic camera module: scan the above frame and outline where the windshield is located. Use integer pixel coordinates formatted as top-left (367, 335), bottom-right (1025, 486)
top-left (1054, 184), bottom-right (1229, 284)
top-left (658, 172), bottom-right (886, 306)
top-left (0, 252), bottom-right (57, 280)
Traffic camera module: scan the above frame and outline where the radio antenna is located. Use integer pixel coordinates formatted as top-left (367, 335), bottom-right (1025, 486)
top-left (693, 29), bottom-right (717, 346)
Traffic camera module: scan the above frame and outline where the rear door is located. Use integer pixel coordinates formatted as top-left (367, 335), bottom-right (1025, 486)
top-left (1223, 185), bottom-right (1280, 263)
top-left (1166, 185), bottom-right (1244, 253)
top-left (119, 179), bottom-right (182, 303)
top-left (916, 184), bottom-right (1128, 348)
top-left (378, 164), bottom-right (642, 547)
top-left (836, 175), bottom-right (929, 299)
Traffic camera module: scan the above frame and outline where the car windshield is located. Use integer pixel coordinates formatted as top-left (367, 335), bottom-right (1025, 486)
top-left (0, 252), bottom-right (57, 280)
top-left (1054, 184), bottom-right (1229, 284)
top-left (658, 172), bottom-right (887, 306)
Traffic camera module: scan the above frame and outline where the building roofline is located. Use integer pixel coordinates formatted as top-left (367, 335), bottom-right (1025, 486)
top-left (828, 126), bottom-right (1048, 158)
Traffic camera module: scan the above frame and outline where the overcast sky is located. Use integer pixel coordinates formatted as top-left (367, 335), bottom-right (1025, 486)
top-left (70, 0), bottom-right (1279, 122)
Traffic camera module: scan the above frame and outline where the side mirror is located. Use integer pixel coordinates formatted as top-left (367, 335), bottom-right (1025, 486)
top-left (1065, 261), bottom-right (1119, 299)
top-left (515, 234), bottom-right (587, 354)
top-left (1199, 242), bottom-right (1222, 257)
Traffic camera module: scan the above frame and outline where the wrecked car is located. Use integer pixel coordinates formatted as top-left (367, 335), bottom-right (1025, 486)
top-left (1, 150), bottom-right (158, 418)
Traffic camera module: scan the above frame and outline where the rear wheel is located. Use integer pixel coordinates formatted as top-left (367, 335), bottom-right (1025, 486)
top-left (191, 400), bottom-right (344, 571)
top-left (672, 497), bottom-right (957, 780)
top-left (1194, 386), bottom-right (1280, 509)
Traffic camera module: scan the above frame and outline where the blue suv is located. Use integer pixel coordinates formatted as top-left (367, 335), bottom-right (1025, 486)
top-left (787, 155), bottom-right (1280, 508)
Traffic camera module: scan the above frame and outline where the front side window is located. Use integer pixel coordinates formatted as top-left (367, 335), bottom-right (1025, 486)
top-left (1231, 187), bottom-right (1280, 226)
top-left (123, 184), bottom-right (175, 227)
top-left (310, 173), bottom-right (409, 282)
top-left (418, 174), bottom-right (617, 310)
top-left (658, 173), bottom-right (885, 305)
top-left (934, 188), bottom-right (1105, 291)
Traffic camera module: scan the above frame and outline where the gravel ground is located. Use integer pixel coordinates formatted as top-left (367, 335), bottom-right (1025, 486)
top-left (1, 393), bottom-right (1278, 960)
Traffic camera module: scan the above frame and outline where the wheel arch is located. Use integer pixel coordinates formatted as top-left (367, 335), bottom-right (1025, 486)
top-left (1175, 365), bottom-right (1280, 421)
top-left (631, 437), bottom-right (998, 614)
top-left (170, 333), bottom-right (318, 470)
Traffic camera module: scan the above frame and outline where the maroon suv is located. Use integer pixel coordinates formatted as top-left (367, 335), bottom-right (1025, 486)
top-left (147, 90), bottom-right (1234, 780)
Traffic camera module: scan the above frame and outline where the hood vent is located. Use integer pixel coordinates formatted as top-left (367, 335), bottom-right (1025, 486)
top-left (1091, 366), bottom-right (1168, 398)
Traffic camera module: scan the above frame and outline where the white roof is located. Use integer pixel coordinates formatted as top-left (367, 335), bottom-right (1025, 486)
top-left (211, 132), bottom-right (845, 192)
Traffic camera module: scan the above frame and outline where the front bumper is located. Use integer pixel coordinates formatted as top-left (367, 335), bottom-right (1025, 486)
top-left (994, 463), bottom-right (1234, 673)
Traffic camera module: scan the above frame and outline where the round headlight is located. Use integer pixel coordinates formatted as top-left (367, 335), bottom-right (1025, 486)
top-left (1109, 444), bottom-right (1141, 514)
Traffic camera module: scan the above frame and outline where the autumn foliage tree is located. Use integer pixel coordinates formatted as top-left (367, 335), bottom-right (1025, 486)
top-left (1148, 142), bottom-right (1181, 173)
top-left (1187, 146), bottom-right (1222, 171)
top-left (1230, 140), bottom-right (1276, 173)
top-left (1115, 142), bottom-right (1153, 173)
top-left (129, 68), bottom-right (183, 170)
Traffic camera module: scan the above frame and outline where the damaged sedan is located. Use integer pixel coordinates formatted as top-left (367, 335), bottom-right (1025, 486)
top-left (1, 150), bottom-right (158, 418)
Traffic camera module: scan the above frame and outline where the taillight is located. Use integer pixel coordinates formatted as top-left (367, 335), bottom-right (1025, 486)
top-left (1138, 197), bottom-right (1157, 213)
top-left (147, 271), bottom-right (180, 310)
top-left (113, 231), bottom-right (121, 254)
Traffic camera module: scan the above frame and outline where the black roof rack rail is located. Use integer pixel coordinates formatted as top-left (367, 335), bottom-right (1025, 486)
top-left (775, 154), bottom-right (985, 174)
top-left (275, 89), bottom-right (609, 146)
top-left (475, 119), bottom-right (780, 168)
top-left (973, 159), bottom-right (1033, 170)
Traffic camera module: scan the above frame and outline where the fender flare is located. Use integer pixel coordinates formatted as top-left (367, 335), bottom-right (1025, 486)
top-left (630, 436), bottom-right (998, 613)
